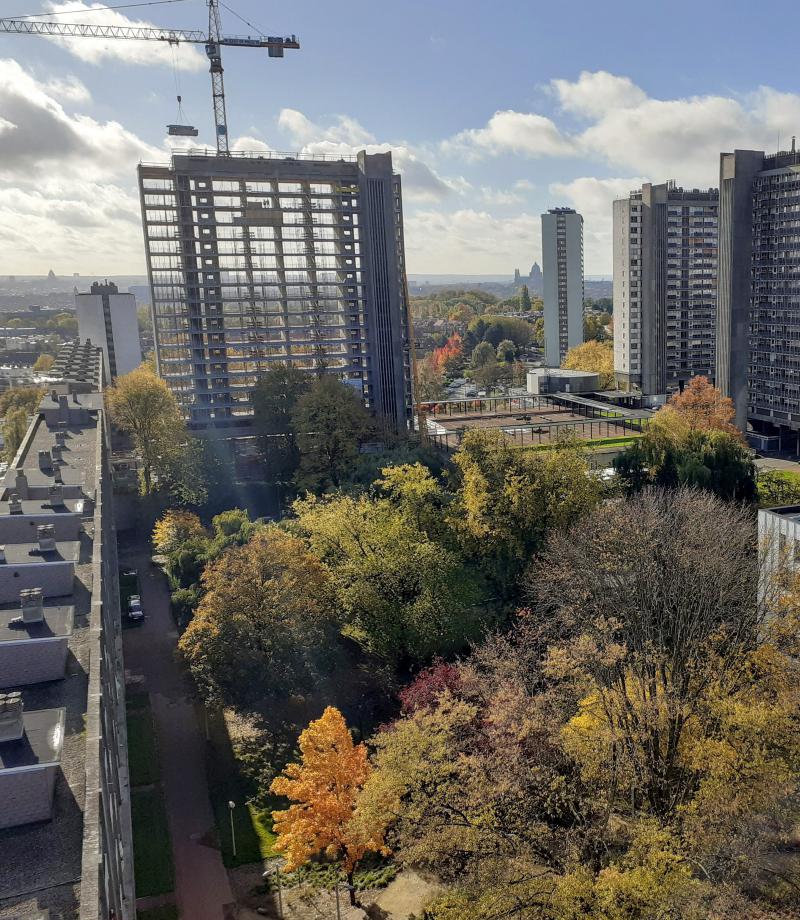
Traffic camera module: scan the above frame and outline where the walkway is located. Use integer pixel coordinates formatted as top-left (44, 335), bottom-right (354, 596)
top-left (122, 544), bottom-right (234, 920)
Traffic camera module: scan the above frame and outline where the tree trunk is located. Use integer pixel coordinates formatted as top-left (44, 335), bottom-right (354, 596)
top-left (347, 870), bottom-right (356, 906)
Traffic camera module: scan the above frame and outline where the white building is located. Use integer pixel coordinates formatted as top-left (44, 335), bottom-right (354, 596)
top-left (541, 208), bottom-right (584, 367)
top-left (75, 281), bottom-right (142, 380)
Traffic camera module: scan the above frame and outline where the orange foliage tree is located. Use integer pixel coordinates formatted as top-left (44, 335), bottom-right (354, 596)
top-left (431, 332), bottom-right (463, 375)
top-left (665, 375), bottom-right (741, 438)
top-left (270, 707), bottom-right (384, 902)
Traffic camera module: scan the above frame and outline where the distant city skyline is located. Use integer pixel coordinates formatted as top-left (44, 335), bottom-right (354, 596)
top-left (2, 0), bottom-right (800, 275)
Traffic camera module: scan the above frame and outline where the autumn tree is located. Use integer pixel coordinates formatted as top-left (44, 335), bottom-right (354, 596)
top-left (292, 376), bottom-right (374, 492)
top-left (471, 341), bottom-right (496, 368)
top-left (416, 354), bottom-right (446, 401)
top-left (153, 509), bottom-right (207, 556)
top-left (2, 407), bottom-right (29, 460)
top-left (32, 353), bottom-right (55, 372)
top-left (0, 386), bottom-right (44, 418)
top-left (496, 338), bottom-right (516, 363)
top-left (431, 332), bottom-right (464, 376)
top-left (665, 375), bottom-right (740, 437)
top-left (106, 363), bottom-right (186, 493)
top-left (179, 528), bottom-right (336, 713)
top-left (271, 707), bottom-right (384, 903)
top-left (562, 339), bottom-right (614, 388)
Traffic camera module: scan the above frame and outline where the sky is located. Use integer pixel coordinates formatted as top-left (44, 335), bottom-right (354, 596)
top-left (2, 0), bottom-right (800, 277)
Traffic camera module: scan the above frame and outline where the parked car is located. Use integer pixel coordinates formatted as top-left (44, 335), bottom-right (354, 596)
top-left (128, 594), bottom-right (144, 624)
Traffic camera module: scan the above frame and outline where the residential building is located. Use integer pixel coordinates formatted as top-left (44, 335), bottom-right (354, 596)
top-left (717, 148), bottom-right (800, 441)
top-left (138, 149), bottom-right (411, 432)
top-left (0, 340), bottom-right (135, 920)
top-left (759, 504), bottom-right (800, 587)
top-left (542, 208), bottom-right (584, 366)
top-left (613, 182), bottom-right (718, 395)
top-left (75, 280), bottom-right (142, 380)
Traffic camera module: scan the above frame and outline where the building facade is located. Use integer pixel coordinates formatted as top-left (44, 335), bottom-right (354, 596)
top-left (138, 149), bottom-right (411, 432)
top-left (717, 148), bottom-right (800, 439)
top-left (613, 182), bottom-right (718, 395)
top-left (542, 208), bottom-right (584, 366)
top-left (75, 281), bottom-right (142, 379)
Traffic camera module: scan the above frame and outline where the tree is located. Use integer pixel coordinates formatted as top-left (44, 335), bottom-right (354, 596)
top-left (252, 364), bottom-right (311, 481)
top-left (431, 333), bottom-right (464, 376)
top-left (152, 509), bottom-right (207, 557)
top-left (179, 528), bottom-right (335, 713)
top-left (106, 363), bottom-right (186, 494)
top-left (292, 376), bottom-right (374, 492)
top-left (2, 407), bottom-right (29, 460)
top-left (0, 386), bottom-right (43, 418)
top-left (471, 341), bottom-right (496, 368)
top-left (294, 490), bottom-right (488, 666)
top-left (32, 353), bottom-right (55, 372)
top-left (496, 338), bottom-right (516, 363)
top-left (583, 313), bottom-right (611, 343)
top-left (451, 430), bottom-right (601, 598)
top-left (663, 375), bottom-right (741, 438)
top-left (416, 354), bottom-right (446, 401)
top-left (520, 285), bottom-right (532, 311)
top-left (562, 340), bottom-right (614, 388)
top-left (271, 707), bottom-right (384, 903)
top-left (757, 469), bottom-right (800, 507)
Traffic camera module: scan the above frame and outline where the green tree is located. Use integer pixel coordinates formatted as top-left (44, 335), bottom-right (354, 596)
top-left (496, 338), bottom-right (516, 363)
top-left (471, 341), bottom-right (496, 368)
top-left (520, 284), bottom-right (532, 311)
top-left (294, 489), bottom-right (489, 666)
top-left (32, 353), bottom-right (55, 373)
top-left (0, 386), bottom-right (43, 418)
top-left (292, 376), bottom-right (374, 492)
top-left (252, 364), bottom-right (311, 481)
top-left (106, 363), bottom-right (186, 494)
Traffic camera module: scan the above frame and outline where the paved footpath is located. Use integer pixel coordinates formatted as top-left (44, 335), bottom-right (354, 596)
top-left (122, 547), bottom-right (235, 920)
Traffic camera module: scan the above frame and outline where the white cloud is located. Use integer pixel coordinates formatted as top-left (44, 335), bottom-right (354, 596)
top-left (443, 110), bottom-right (572, 159)
top-left (513, 179), bottom-right (536, 191)
top-left (405, 209), bottom-right (540, 273)
top-left (0, 58), bottom-right (161, 181)
top-left (276, 108), bottom-right (462, 203)
top-left (551, 70), bottom-right (646, 117)
top-left (42, 74), bottom-right (91, 103)
top-left (42, 2), bottom-right (206, 70)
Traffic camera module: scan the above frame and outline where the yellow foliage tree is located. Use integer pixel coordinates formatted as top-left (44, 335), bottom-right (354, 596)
top-left (561, 340), bottom-right (614, 388)
top-left (271, 707), bottom-right (384, 902)
top-left (32, 353), bottom-right (55, 373)
top-left (152, 510), bottom-right (206, 557)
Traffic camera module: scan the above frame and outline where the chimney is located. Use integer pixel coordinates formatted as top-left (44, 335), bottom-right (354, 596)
top-left (57, 395), bottom-right (68, 410)
top-left (55, 431), bottom-right (67, 446)
top-left (0, 692), bottom-right (24, 743)
top-left (50, 389), bottom-right (58, 401)
top-left (51, 444), bottom-right (63, 463)
top-left (37, 524), bottom-right (56, 553)
top-left (38, 450), bottom-right (52, 472)
top-left (20, 587), bottom-right (44, 624)
top-left (8, 493), bottom-right (22, 515)
top-left (53, 465), bottom-right (63, 485)
top-left (0, 546), bottom-right (6, 563)
top-left (14, 470), bottom-right (29, 500)
top-left (48, 484), bottom-right (64, 507)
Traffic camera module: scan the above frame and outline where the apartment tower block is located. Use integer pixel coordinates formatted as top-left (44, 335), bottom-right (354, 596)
top-left (541, 208), bottom-right (584, 367)
top-left (613, 182), bottom-right (718, 394)
top-left (138, 150), bottom-right (411, 431)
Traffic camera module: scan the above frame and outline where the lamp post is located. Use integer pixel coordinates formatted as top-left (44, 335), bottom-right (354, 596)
top-left (228, 800), bottom-right (236, 859)
top-left (334, 881), bottom-right (355, 920)
top-left (261, 862), bottom-right (284, 919)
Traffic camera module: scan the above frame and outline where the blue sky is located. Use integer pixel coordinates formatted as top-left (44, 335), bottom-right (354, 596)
top-left (1, 0), bottom-right (800, 275)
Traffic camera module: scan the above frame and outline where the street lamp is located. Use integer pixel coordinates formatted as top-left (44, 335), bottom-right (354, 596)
top-left (334, 881), bottom-right (356, 920)
top-left (228, 800), bottom-right (237, 859)
top-left (262, 862), bottom-right (284, 919)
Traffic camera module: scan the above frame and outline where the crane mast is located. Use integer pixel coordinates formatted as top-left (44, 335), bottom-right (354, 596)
top-left (0, 1), bottom-right (299, 155)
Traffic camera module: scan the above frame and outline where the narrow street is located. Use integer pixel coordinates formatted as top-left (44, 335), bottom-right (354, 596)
top-left (121, 542), bottom-right (235, 920)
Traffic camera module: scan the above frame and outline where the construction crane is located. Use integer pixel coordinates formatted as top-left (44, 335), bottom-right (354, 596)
top-left (0, 1), bottom-right (299, 155)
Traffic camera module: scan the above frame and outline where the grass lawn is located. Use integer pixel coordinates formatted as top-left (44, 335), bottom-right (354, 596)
top-left (126, 695), bottom-right (159, 787)
top-left (204, 709), bottom-right (277, 867)
top-left (137, 906), bottom-right (179, 920)
top-left (131, 786), bottom-right (175, 897)
top-left (522, 435), bottom-right (640, 453)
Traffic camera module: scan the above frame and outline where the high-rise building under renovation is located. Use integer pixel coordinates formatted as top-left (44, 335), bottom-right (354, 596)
top-left (541, 208), bottom-right (584, 367)
top-left (138, 149), bottom-right (411, 431)
top-left (717, 147), bottom-right (800, 441)
top-left (613, 182), bottom-right (718, 395)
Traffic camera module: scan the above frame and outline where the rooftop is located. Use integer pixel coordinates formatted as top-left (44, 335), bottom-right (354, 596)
top-left (762, 504), bottom-right (800, 524)
top-left (0, 603), bottom-right (73, 643)
top-left (0, 708), bottom-right (64, 771)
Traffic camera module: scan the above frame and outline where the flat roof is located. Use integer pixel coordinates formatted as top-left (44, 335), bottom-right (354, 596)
top-left (0, 604), bottom-right (73, 643)
top-left (0, 541), bottom-right (79, 566)
top-left (762, 505), bottom-right (800, 523)
top-left (0, 500), bottom-right (83, 516)
top-left (550, 392), bottom-right (654, 419)
top-left (0, 708), bottom-right (64, 770)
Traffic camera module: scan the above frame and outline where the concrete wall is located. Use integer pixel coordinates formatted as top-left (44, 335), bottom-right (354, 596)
top-left (0, 764), bottom-right (59, 829)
